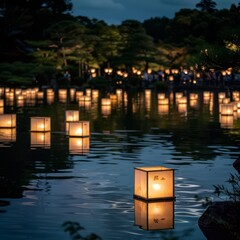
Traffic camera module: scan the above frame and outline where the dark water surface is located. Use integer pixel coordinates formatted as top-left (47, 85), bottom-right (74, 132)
top-left (1, 88), bottom-right (240, 240)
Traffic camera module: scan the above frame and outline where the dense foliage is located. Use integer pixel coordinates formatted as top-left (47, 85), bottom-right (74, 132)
top-left (0, 0), bottom-right (240, 85)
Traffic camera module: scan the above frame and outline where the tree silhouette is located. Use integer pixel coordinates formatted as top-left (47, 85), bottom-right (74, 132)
top-left (196, 0), bottom-right (217, 13)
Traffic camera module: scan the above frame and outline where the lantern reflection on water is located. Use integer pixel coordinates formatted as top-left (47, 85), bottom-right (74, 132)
top-left (134, 166), bottom-right (175, 201)
top-left (219, 114), bottom-right (234, 129)
top-left (30, 132), bottom-right (51, 149)
top-left (30, 117), bottom-right (51, 132)
top-left (134, 199), bottom-right (174, 230)
top-left (0, 114), bottom-right (16, 128)
top-left (69, 137), bottom-right (90, 154)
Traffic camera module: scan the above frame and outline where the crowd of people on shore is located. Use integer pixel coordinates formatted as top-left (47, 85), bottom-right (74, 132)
top-left (142, 68), bottom-right (240, 88)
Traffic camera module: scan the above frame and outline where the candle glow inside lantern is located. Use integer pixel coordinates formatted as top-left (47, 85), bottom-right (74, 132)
top-left (158, 104), bottom-right (169, 114)
top-left (220, 103), bottom-right (234, 115)
top-left (31, 117), bottom-right (51, 132)
top-left (68, 121), bottom-right (90, 137)
top-left (134, 166), bottom-right (175, 201)
top-left (134, 199), bottom-right (174, 230)
top-left (31, 132), bottom-right (51, 148)
top-left (65, 110), bottom-right (79, 132)
top-left (0, 114), bottom-right (16, 128)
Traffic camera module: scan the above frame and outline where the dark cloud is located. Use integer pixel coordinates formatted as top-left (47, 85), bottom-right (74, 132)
top-left (71, 0), bottom-right (239, 24)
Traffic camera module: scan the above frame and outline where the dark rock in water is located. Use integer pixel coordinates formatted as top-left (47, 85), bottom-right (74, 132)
top-left (233, 158), bottom-right (240, 174)
top-left (198, 201), bottom-right (240, 240)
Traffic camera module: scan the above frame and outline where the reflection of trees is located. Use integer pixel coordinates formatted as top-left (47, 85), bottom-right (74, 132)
top-left (89, 91), bottom-right (236, 161)
top-left (0, 130), bottom-right (73, 199)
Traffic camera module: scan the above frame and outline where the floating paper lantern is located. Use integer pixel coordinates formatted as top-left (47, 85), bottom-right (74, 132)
top-left (68, 121), bottom-right (90, 137)
top-left (65, 110), bottom-right (79, 122)
top-left (158, 105), bottom-right (169, 115)
top-left (218, 92), bottom-right (226, 103)
top-left (65, 110), bottom-right (79, 132)
top-left (58, 89), bottom-right (67, 102)
top-left (220, 103), bottom-right (234, 115)
top-left (134, 166), bottom-right (175, 201)
top-left (134, 199), bottom-right (174, 230)
top-left (101, 98), bottom-right (111, 106)
top-left (30, 117), bottom-right (51, 132)
top-left (157, 93), bottom-right (165, 100)
top-left (92, 89), bottom-right (99, 100)
top-left (158, 98), bottom-right (169, 105)
top-left (0, 114), bottom-right (16, 128)
top-left (178, 103), bottom-right (187, 113)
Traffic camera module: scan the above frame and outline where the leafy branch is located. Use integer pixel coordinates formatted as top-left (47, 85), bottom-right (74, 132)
top-left (62, 221), bottom-right (102, 240)
top-left (213, 173), bottom-right (240, 202)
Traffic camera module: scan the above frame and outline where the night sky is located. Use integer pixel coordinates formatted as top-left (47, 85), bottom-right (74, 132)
top-left (71, 0), bottom-right (239, 24)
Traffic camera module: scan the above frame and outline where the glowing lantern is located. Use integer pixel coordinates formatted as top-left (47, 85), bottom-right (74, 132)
top-left (168, 75), bottom-right (174, 81)
top-left (232, 91), bottom-right (239, 101)
top-left (31, 117), bottom-right (51, 132)
top-left (157, 93), bottom-right (165, 100)
top-left (178, 96), bottom-right (187, 104)
top-left (58, 89), bottom-right (67, 102)
top-left (134, 166), bottom-right (175, 201)
top-left (85, 88), bottom-right (91, 96)
top-left (178, 103), bottom-right (187, 113)
top-left (92, 89), bottom-right (99, 100)
top-left (65, 110), bottom-right (79, 132)
top-left (68, 121), bottom-right (90, 137)
top-left (0, 99), bottom-right (4, 107)
top-left (76, 91), bottom-right (84, 100)
top-left (220, 103), bottom-right (234, 115)
top-left (101, 98), bottom-right (111, 106)
top-left (0, 88), bottom-right (4, 97)
top-left (37, 91), bottom-right (44, 100)
top-left (203, 91), bottom-right (211, 104)
top-left (222, 98), bottom-right (230, 104)
top-left (175, 92), bottom-right (183, 104)
top-left (69, 137), bottom-right (90, 154)
top-left (70, 88), bottom-right (76, 101)
top-left (30, 132), bottom-right (51, 149)
top-left (218, 92), bottom-right (226, 103)
top-left (46, 89), bottom-right (55, 104)
top-left (65, 110), bottom-right (79, 122)
top-left (158, 98), bottom-right (169, 105)
top-left (0, 114), bottom-right (16, 128)
top-left (145, 89), bottom-right (151, 96)
top-left (101, 105), bottom-right (111, 117)
top-left (134, 199), bottom-right (174, 230)
top-left (158, 104), bottom-right (169, 115)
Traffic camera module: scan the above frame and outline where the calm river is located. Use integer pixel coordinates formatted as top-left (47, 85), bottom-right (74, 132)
top-left (0, 87), bottom-right (240, 240)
